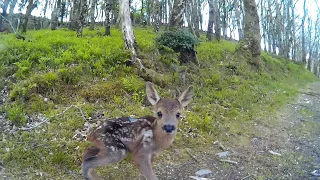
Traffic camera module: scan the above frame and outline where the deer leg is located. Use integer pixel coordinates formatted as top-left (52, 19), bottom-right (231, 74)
top-left (132, 150), bottom-right (158, 180)
top-left (82, 147), bottom-right (127, 180)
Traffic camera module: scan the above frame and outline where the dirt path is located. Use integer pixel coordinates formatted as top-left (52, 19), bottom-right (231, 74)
top-left (156, 81), bottom-right (320, 180)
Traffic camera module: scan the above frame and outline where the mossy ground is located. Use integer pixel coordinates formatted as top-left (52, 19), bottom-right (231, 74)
top-left (0, 26), bottom-right (318, 179)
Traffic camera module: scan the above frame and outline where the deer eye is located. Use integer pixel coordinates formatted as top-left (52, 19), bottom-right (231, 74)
top-left (157, 111), bottom-right (162, 118)
top-left (176, 112), bottom-right (181, 118)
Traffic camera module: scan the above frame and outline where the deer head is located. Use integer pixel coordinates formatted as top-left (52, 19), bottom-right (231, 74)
top-left (146, 82), bottom-right (193, 135)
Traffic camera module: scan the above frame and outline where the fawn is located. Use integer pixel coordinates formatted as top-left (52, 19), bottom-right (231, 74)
top-left (82, 82), bottom-right (193, 180)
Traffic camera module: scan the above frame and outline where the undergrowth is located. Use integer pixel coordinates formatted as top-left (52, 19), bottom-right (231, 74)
top-left (0, 27), bottom-right (316, 179)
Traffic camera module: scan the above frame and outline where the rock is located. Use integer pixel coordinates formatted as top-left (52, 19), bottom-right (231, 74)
top-left (216, 151), bottom-right (229, 158)
top-left (195, 169), bottom-right (212, 177)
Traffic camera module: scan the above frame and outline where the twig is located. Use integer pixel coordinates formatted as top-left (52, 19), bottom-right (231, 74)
top-left (18, 119), bottom-right (49, 131)
top-left (53, 105), bottom-right (87, 121)
top-left (19, 105), bottom-right (87, 131)
top-left (219, 159), bottom-right (238, 165)
top-left (241, 174), bottom-right (252, 180)
top-left (186, 148), bottom-right (200, 163)
top-left (268, 150), bottom-right (282, 156)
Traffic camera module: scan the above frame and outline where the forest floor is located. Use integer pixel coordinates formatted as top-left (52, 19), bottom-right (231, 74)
top-left (154, 81), bottom-right (320, 180)
top-left (1, 81), bottom-right (319, 180)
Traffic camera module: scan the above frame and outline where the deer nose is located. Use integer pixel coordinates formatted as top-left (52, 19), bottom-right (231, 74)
top-left (162, 124), bottom-right (175, 133)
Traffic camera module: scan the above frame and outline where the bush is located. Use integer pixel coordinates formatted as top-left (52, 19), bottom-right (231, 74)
top-left (155, 29), bottom-right (200, 63)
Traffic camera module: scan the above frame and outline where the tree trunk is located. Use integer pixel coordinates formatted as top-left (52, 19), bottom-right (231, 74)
top-left (185, 0), bottom-right (195, 34)
top-left (307, 18), bottom-right (313, 71)
top-left (235, 0), bottom-right (243, 40)
top-left (221, 0), bottom-right (227, 38)
top-left (69, 0), bottom-right (80, 30)
top-left (214, 0), bottom-right (220, 41)
top-left (291, 0), bottom-right (296, 61)
top-left (206, 0), bottom-right (214, 41)
top-left (275, 1), bottom-right (283, 56)
top-left (8, 0), bottom-right (17, 26)
top-left (76, 0), bottom-right (88, 37)
top-left (153, 0), bottom-right (161, 32)
top-left (104, 0), bottom-right (111, 35)
top-left (60, 0), bottom-right (66, 25)
top-left (89, 0), bottom-right (97, 30)
top-left (192, 0), bottom-right (200, 37)
top-left (51, 0), bottom-right (62, 30)
top-left (21, 0), bottom-right (35, 33)
top-left (119, 0), bottom-right (139, 59)
top-left (238, 0), bottom-right (261, 65)
top-left (169, 0), bottom-right (185, 30)
top-left (301, 0), bottom-right (307, 63)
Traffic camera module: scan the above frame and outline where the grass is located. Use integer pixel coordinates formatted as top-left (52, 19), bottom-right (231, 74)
top-left (0, 26), bottom-right (317, 179)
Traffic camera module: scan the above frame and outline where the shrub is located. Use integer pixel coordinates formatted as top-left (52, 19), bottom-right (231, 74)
top-left (155, 29), bottom-right (200, 64)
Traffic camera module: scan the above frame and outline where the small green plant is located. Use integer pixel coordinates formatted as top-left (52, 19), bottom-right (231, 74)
top-left (6, 103), bottom-right (27, 125)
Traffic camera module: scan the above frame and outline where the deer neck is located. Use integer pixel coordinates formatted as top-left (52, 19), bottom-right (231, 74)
top-left (152, 126), bottom-right (176, 153)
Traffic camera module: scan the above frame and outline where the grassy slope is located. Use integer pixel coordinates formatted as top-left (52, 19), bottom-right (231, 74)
top-left (0, 27), bottom-right (317, 179)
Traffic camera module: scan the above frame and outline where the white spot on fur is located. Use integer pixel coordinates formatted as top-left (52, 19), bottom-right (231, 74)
top-left (142, 129), bottom-right (153, 147)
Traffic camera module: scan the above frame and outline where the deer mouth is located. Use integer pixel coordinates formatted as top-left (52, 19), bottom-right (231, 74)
top-left (162, 124), bottom-right (176, 134)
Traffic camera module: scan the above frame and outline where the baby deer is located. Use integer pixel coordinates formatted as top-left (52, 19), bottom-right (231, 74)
top-left (82, 82), bottom-right (193, 180)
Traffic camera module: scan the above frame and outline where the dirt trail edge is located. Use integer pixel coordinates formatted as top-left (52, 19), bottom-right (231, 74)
top-left (156, 81), bottom-right (320, 180)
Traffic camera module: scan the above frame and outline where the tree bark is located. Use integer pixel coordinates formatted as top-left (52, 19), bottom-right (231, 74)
top-left (235, 0), bottom-right (243, 40)
top-left (185, 0), bottom-right (195, 34)
top-left (153, 0), bottom-right (161, 32)
top-left (238, 0), bottom-right (261, 65)
top-left (76, 0), bottom-right (88, 37)
top-left (206, 0), bottom-right (214, 41)
top-left (213, 0), bottom-right (220, 41)
top-left (89, 0), bottom-right (97, 30)
top-left (119, 0), bottom-right (139, 60)
top-left (301, 0), bottom-right (307, 63)
top-left (169, 0), bottom-right (185, 30)
top-left (51, 0), bottom-right (62, 30)
top-left (192, 0), bottom-right (200, 37)
top-left (21, 0), bottom-right (36, 33)
top-left (221, 0), bottom-right (227, 38)
top-left (104, 0), bottom-right (111, 35)
top-left (307, 18), bottom-right (313, 71)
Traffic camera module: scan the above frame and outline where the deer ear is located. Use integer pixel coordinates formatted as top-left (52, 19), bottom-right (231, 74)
top-left (178, 86), bottom-right (194, 108)
top-left (146, 82), bottom-right (161, 105)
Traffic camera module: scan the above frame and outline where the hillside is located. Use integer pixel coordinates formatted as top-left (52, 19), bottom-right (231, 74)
top-left (0, 27), bottom-right (318, 179)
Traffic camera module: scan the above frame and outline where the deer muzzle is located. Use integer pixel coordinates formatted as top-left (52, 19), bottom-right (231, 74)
top-left (162, 124), bottom-right (176, 133)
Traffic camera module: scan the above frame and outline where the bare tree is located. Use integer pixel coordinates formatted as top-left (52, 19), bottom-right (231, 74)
top-left (206, 0), bottom-right (214, 41)
top-left (89, 0), bottom-right (97, 30)
top-left (76, 0), bottom-right (88, 37)
top-left (301, 0), bottom-right (307, 63)
top-left (238, 0), bottom-right (261, 65)
top-left (119, 0), bottom-right (144, 68)
top-left (21, 0), bottom-right (37, 33)
top-left (235, 0), bottom-right (243, 39)
top-left (214, 0), bottom-right (221, 41)
top-left (169, 0), bottom-right (185, 30)
top-left (104, 0), bottom-right (111, 35)
top-left (153, 0), bottom-right (161, 32)
top-left (51, 0), bottom-right (62, 30)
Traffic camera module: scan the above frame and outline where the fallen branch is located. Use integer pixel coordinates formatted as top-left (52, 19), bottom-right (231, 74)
top-left (19, 105), bottom-right (87, 131)
top-left (219, 159), bottom-right (238, 165)
top-left (0, 14), bottom-right (25, 40)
